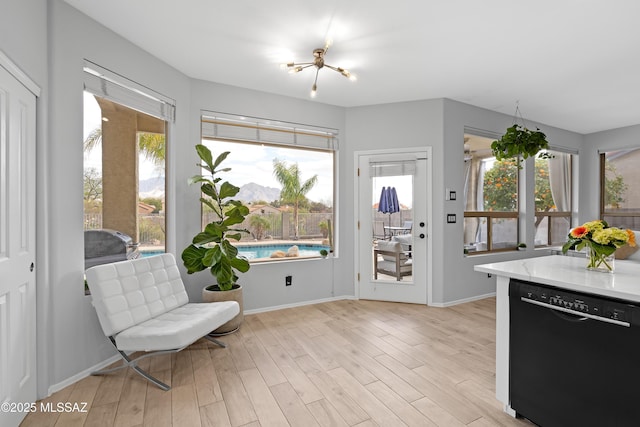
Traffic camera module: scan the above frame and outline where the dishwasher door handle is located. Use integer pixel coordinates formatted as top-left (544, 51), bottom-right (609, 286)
top-left (521, 297), bottom-right (631, 327)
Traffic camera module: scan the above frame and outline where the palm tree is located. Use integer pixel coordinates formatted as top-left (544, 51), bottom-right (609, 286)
top-left (272, 159), bottom-right (318, 239)
top-left (83, 128), bottom-right (165, 167)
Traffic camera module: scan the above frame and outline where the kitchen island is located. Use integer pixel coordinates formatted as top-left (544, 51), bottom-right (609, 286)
top-left (475, 255), bottom-right (640, 425)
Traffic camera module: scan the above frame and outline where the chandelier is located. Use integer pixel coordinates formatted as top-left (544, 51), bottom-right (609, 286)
top-left (282, 41), bottom-right (356, 98)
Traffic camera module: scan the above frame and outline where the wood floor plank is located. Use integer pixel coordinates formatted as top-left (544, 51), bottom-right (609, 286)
top-left (374, 353), bottom-right (482, 425)
top-left (269, 381), bottom-right (320, 426)
top-left (241, 334), bottom-right (287, 386)
top-left (305, 399), bottom-right (349, 427)
top-left (20, 385), bottom-right (76, 427)
top-left (264, 344), bottom-right (324, 404)
top-left (210, 351), bottom-right (257, 427)
top-left (295, 354), bottom-right (370, 426)
top-left (327, 367), bottom-right (405, 426)
top-left (171, 383), bottom-right (201, 427)
top-left (21, 298), bottom-right (532, 427)
top-left (365, 380), bottom-right (436, 427)
top-left (191, 347), bottom-right (223, 407)
top-left (52, 375), bottom-right (101, 427)
top-left (171, 349), bottom-right (195, 387)
top-left (142, 370), bottom-right (172, 427)
top-left (238, 368), bottom-right (289, 427)
top-left (199, 401), bottom-right (232, 427)
top-left (113, 369), bottom-right (148, 427)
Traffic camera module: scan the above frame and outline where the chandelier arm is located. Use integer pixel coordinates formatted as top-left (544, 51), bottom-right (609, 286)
top-left (288, 62), bottom-right (314, 67)
top-left (313, 68), bottom-right (320, 86)
top-left (324, 64), bottom-right (352, 79)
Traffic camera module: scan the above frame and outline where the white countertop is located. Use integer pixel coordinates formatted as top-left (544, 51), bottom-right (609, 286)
top-left (475, 255), bottom-right (640, 302)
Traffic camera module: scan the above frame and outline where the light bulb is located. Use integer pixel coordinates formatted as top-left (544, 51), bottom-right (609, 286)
top-left (310, 84), bottom-right (317, 98)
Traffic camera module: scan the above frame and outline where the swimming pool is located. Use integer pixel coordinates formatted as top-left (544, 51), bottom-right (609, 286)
top-left (140, 244), bottom-right (330, 260)
top-left (237, 244), bottom-right (329, 260)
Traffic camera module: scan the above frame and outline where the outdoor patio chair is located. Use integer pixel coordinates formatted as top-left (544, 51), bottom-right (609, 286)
top-left (374, 240), bottom-right (412, 281)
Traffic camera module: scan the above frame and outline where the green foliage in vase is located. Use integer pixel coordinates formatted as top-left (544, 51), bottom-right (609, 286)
top-left (182, 145), bottom-right (250, 291)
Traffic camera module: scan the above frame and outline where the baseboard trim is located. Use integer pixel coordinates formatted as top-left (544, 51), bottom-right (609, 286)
top-left (429, 292), bottom-right (496, 308)
top-left (244, 295), bottom-right (357, 315)
top-left (47, 354), bottom-right (120, 396)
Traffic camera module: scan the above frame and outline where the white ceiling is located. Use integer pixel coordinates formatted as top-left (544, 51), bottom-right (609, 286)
top-left (64, 0), bottom-right (640, 134)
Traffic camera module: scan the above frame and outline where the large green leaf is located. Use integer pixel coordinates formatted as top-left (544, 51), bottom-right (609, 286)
top-left (181, 245), bottom-right (208, 274)
top-left (219, 181), bottom-right (240, 199)
top-left (212, 151), bottom-right (231, 172)
top-left (230, 256), bottom-right (250, 273)
top-left (195, 144), bottom-right (214, 170)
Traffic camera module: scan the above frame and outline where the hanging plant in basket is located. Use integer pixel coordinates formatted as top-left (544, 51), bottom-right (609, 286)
top-left (491, 105), bottom-right (553, 168)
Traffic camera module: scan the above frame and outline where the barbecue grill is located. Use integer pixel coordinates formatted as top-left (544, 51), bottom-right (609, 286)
top-left (84, 229), bottom-right (140, 269)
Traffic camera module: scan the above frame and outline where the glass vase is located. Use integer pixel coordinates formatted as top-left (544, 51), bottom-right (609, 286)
top-left (586, 247), bottom-right (615, 273)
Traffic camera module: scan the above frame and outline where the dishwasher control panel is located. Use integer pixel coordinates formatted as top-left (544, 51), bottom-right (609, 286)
top-left (514, 281), bottom-right (638, 325)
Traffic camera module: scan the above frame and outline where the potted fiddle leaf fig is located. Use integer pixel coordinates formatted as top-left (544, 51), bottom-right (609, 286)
top-left (491, 124), bottom-right (552, 168)
top-left (182, 144), bottom-right (250, 334)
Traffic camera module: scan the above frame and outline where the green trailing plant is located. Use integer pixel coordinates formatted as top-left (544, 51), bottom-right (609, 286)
top-left (182, 145), bottom-right (250, 291)
top-left (491, 124), bottom-right (552, 168)
top-left (320, 249), bottom-right (328, 258)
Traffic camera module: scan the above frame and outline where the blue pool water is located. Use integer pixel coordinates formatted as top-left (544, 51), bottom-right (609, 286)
top-left (139, 244), bottom-right (329, 260)
top-left (238, 244), bottom-right (329, 260)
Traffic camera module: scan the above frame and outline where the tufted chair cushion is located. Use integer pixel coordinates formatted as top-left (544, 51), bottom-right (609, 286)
top-left (86, 253), bottom-right (189, 337)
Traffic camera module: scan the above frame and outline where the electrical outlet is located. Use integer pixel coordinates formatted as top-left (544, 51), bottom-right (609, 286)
top-left (285, 275), bottom-right (292, 286)
top-left (449, 190), bottom-right (456, 200)
top-left (447, 214), bottom-right (456, 223)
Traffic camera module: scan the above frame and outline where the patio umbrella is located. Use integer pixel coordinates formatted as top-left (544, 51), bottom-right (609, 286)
top-left (378, 186), bottom-right (400, 229)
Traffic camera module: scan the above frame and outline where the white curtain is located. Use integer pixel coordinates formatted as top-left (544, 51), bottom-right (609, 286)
top-left (548, 153), bottom-right (571, 212)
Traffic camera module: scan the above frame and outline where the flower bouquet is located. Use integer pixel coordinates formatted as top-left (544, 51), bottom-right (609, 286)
top-left (562, 220), bottom-right (636, 272)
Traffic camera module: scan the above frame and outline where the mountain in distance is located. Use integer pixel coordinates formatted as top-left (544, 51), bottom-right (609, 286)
top-left (139, 176), bottom-right (165, 199)
top-left (139, 178), bottom-right (280, 204)
top-left (236, 182), bottom-right (281, 203)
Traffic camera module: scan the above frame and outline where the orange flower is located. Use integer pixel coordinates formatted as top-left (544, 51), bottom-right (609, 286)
top-left (626, 229), bottom-right (637, 247)
top-left (570, 226), bottom-right (588, 239)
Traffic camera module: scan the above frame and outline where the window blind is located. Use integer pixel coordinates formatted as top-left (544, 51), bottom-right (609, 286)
top-left (201, 113), bottom-right (338, 151)
top-left (83, 60), bottom-right (176, 122)
top-left (369, 160), bottom-right (417, 177)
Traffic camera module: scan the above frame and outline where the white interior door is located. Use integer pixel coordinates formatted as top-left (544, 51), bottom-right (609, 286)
top-left (0, 63), bottom-right (37, 427)
top-left (356, 149), bottom-right (431, 304)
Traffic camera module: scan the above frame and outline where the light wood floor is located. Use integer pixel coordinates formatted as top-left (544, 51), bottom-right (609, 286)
top-left (22, 298), bottom-right (532, 427)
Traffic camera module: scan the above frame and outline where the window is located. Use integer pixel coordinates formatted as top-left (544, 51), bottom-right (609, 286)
top-left (534, 150), bottom-right (574, 246)
top-left (83, 62), bottom-right (174, 270)
top-left (200, 114), bottom-right (336, 262)
top-left (463, 133), bottom-right (519, 253)
top-left (600, 148), bottom-right (640, 228)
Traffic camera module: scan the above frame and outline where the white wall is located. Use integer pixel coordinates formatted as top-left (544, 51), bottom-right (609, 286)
top-left (47, 0), bottom-right (192, 393)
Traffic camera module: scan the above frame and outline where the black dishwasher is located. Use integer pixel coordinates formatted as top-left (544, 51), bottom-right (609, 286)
top-left (509, 278), bottom-right (640, 427)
